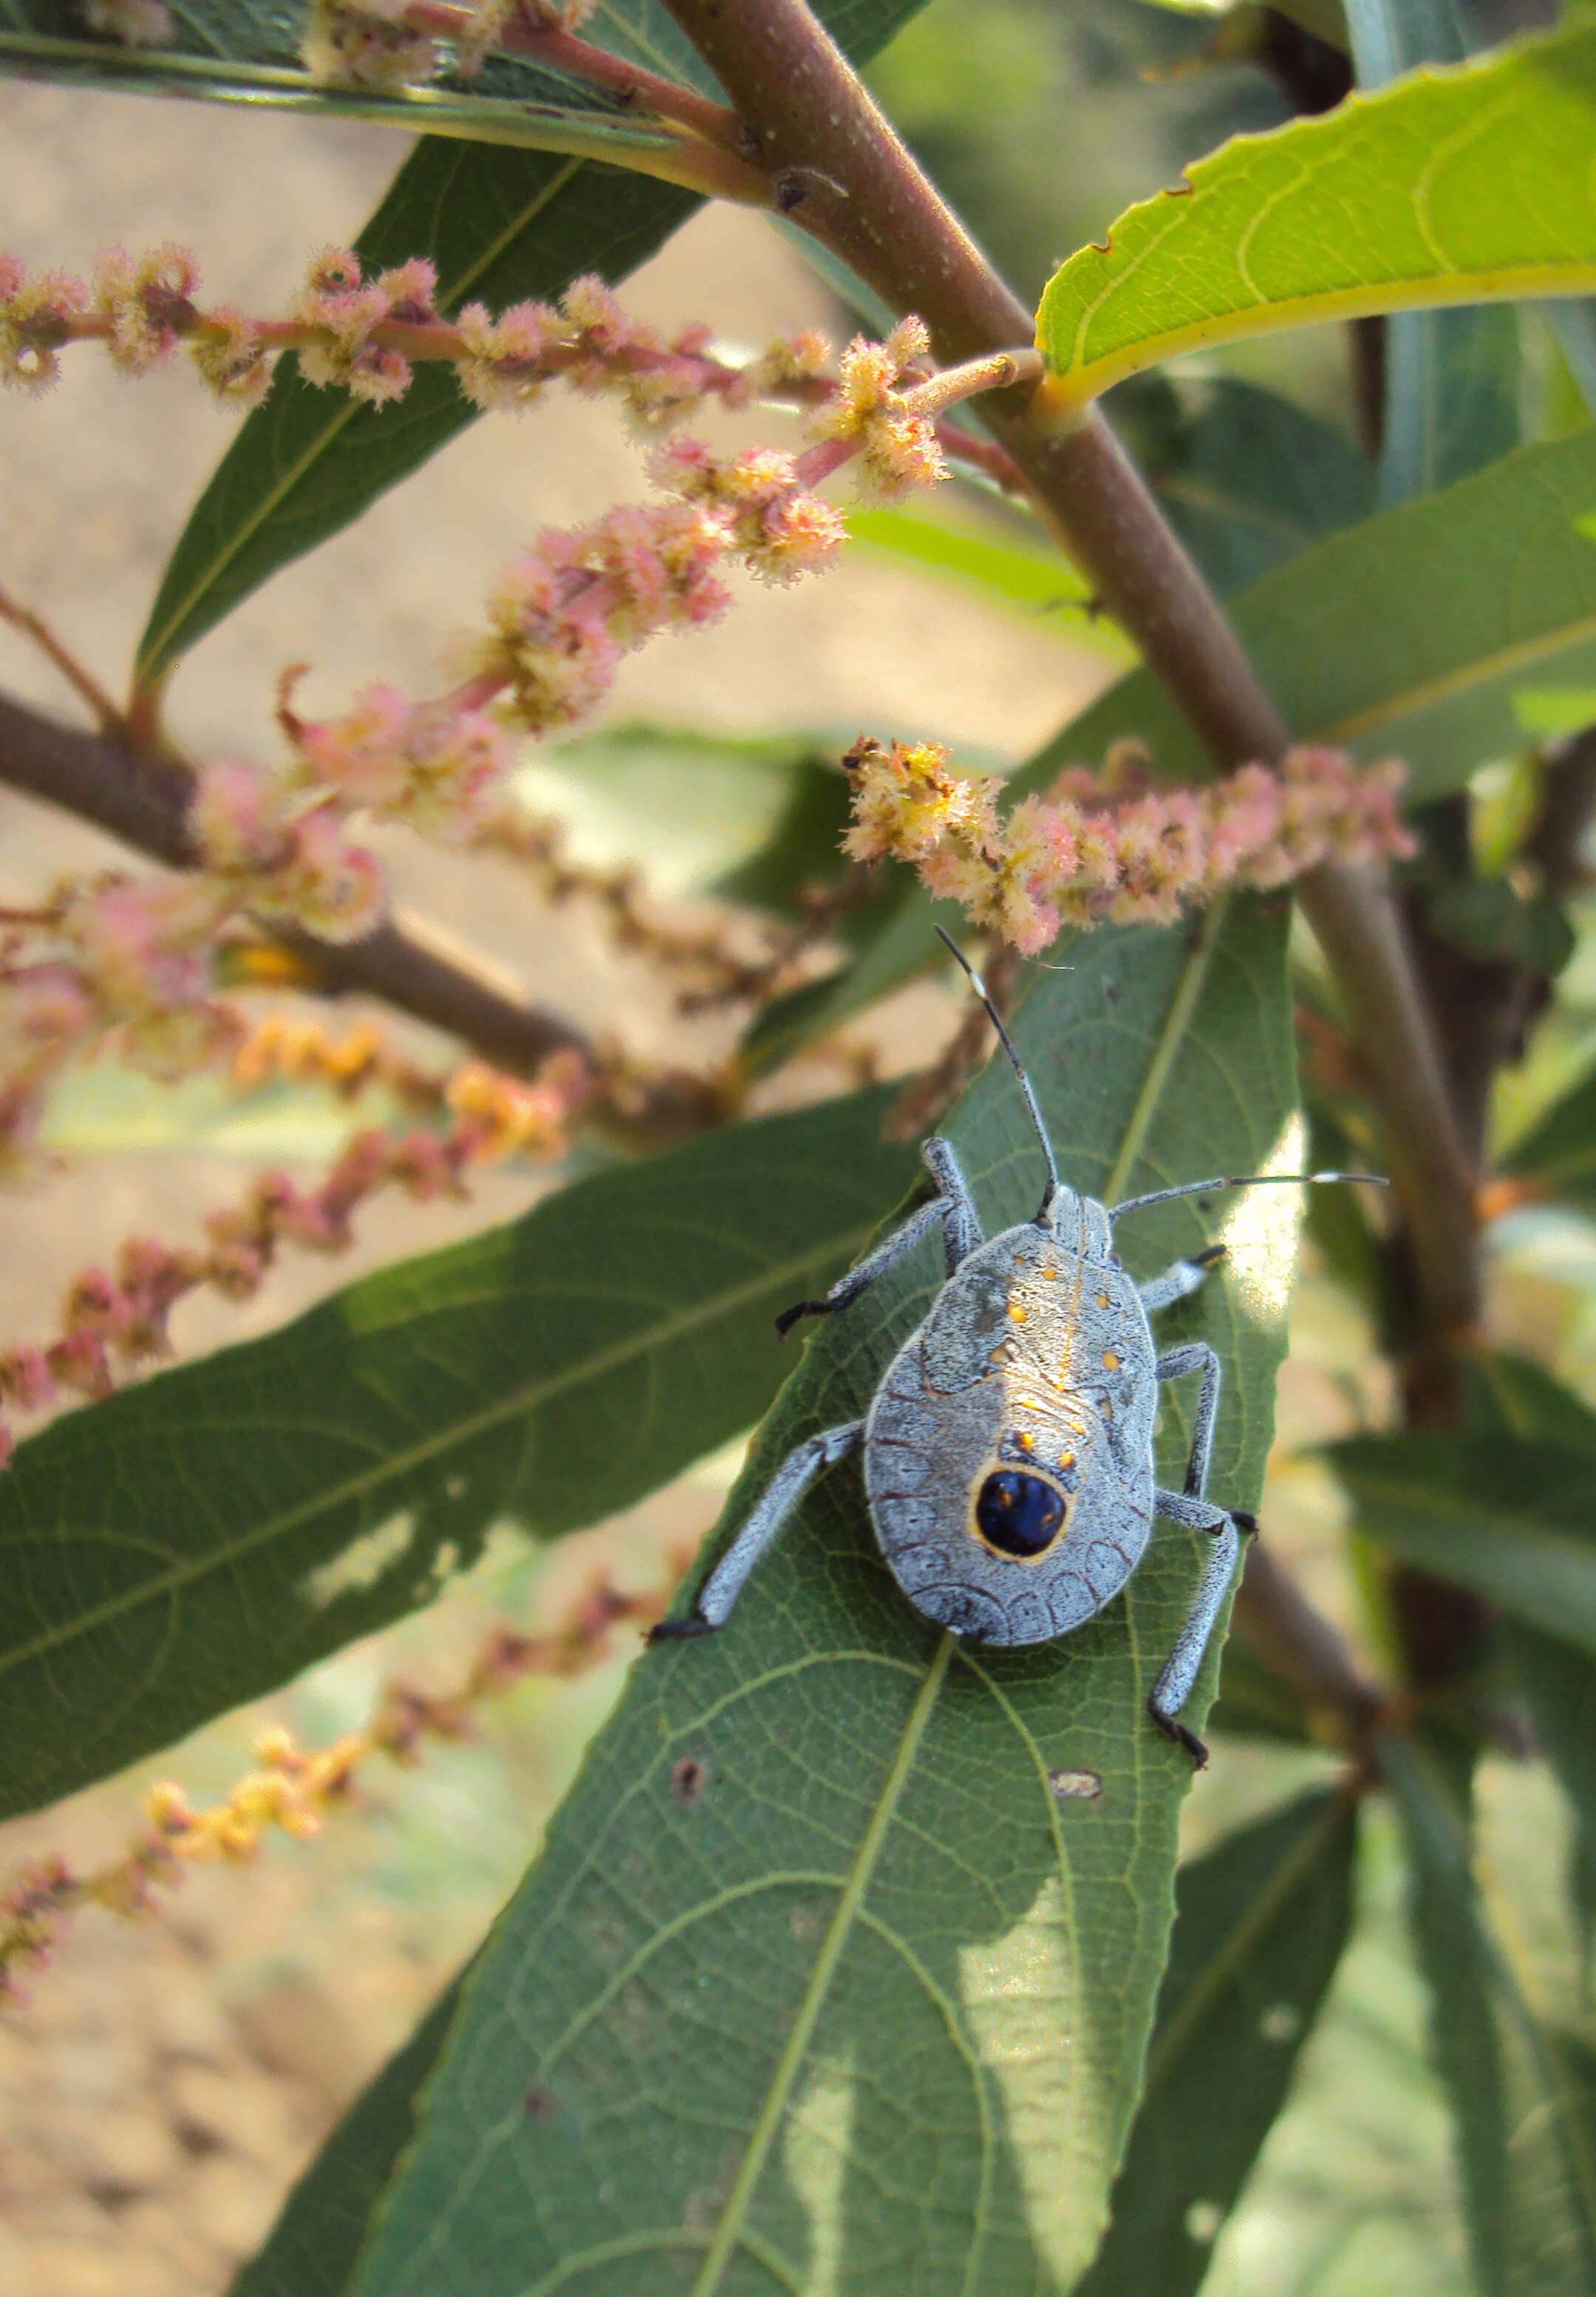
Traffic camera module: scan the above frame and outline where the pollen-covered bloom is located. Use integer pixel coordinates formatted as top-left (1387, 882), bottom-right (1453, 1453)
top-left (651, 437), bottom-right (845, 584)
top-left (189, 304), bottom-right (270, 406)
top-left (300, 0), bottom-right (442, 88)
top-left (0, 258), bottom-right (88, 393)
top-left (470, 499), bottom-right (732, 733)
top-left (92, 242), bottom-right (199, 375)
top-left (806, 316), bottom-right (947, 499)
top-left (845, 738), bottom-right (1417, 953)
top-left (290, 684), bottom-right (511, 841)
top-left (186, 758), bottom-right (386, 939)
top-left (844, 736), bottom-right (1000, 866)
top-left (454, 296), bottom-right (556, 412)
top-left (293, 248), bottom-right (437, 405)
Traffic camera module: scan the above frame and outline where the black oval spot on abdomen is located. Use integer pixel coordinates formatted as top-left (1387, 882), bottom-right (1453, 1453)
top-left (976, 1470), bottom-right (1065, 1558)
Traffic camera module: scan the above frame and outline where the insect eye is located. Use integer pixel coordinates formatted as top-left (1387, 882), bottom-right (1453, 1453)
top-left (975, 1470), bottom-right (1066, 1559)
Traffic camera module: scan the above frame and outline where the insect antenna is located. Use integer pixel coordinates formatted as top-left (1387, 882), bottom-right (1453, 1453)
top-left (1110, 1171), bottom-right (1388, 1219)
top-left (933, 925), bottom-right (1060, 1211)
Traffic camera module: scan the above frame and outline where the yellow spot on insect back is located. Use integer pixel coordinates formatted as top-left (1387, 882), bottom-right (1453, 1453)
top-left (1102, 1349), bottom-right (1120, 1371)
top-left (1008, 1300), bottom-right (1029, 1324)
top-left (1095, 1292), bottom-right (1111, 1308)
top-left (1014, 1431), bottom-right (1034, 1452)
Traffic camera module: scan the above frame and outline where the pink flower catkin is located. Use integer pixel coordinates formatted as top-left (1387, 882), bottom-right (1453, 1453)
top-left (843, 736), bottom-right (1416, 953)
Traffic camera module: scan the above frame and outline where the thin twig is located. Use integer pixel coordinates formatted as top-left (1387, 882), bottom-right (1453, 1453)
top-left (1232, 1542), bottom-right (1388, 1750)
top-left (0, 688), bottom-right (590, 1072)
top-left (0, 583), bottom-right (126, 737)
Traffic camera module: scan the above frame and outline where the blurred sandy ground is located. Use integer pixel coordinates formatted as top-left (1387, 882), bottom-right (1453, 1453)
top-left (0, 80), bottom-right (1111, 2295)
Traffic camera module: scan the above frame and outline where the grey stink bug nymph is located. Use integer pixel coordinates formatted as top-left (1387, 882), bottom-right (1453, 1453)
top-left (652, 930), bottom-right (1383, 1768)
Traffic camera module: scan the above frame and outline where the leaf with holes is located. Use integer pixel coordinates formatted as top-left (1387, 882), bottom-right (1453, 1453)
top-left (332, 896), bottom-right (1300, 2297)
top-left (1077, 1785), bottom-right (1357, 2297)
top-left (134, 0), bottom-right (931, 677)
top-left (1036, 18), bottom-right (1596, 412)
top-left (0, 1089), bottom-right (918, 1819)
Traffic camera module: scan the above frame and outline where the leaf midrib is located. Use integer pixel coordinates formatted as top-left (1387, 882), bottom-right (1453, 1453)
top-left (0, 1216), bottom-right (880, 1682)
top-left (685, 1631), bottom-right (956, 2297)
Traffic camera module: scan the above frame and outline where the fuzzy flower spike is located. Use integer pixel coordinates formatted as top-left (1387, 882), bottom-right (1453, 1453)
top-left (844, 736), bottom-right (1416, 955)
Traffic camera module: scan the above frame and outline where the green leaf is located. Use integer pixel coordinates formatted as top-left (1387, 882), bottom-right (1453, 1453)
top-left (231, 1969), bottom-right (468, 2297)
top-left (1469, 1349), bottom-right (1596, 1454)
top-left (1077, 1786), bottom-right (1358, 2297)
top-left (845, 505), bottom-right (1122, 636)
top-left (1036, 18), bottom-right (1596, 412)
top-left (1023, 423), bottom-right (1596, 803)
top-left (734, 873), bottom-right (961, 1081)
top-left (1505, 1623), bottom-right (1596, 1946)
top-left (1462, 1353), bottom-right (1596, 1947)
top-left (134, 0), bottom-right (928, 678)
top-left (1108, 372), bottom-right (1377, 595)
top-left (0, 1088), bottom-right (918, 1820)
top-left (1501, 1058), bottom-right (1596, 1213)
top-left (1332, 1428), bottom-right (1596, 1657)
top-left (710, 755), bottom-right (855, 920)
top-left (1205, 1636), bottom-right (1317, 1743)
top-left (519, 721), bottom-right (826, 897)
top-left (1385, 1727), bottom-right (1596, 2296)
top-left (344, 896), bottom-right (1301, 2297)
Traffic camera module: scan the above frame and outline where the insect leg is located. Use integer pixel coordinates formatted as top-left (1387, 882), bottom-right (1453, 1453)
top-left (921, 1136), bottom-right (983, 1270)
top-left (774, 1137), bottom-right (983, 1337)
top-left (1136, 1242), bottom-right (1224, 1317)
top-left (1155, 1339), bottom-right (1224, 1497)
top-left (1147, 1337), bottom-right (1256, 1766)
top-left (1146, 1498), bottom-right (1241, 1769)
top-left (648, 1420), bottom-right (865, 1639)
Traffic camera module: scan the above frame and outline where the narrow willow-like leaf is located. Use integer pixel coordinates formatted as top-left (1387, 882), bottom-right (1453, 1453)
top-left (1022, 425), bottom-right (1596, 803)
top-left (1464, 1353), bottom-right (1596, 1947)
top-left (1333, 1429), bottom-right (1596, 1656)
top-left (343, 898), bottom-right (1300, 2297)
top-left (0, 1089), bottom-right (918, 1819)
top-left (1385, 1729), bottom-right (1596, 2296)
top-left (134, 0), bottom-right (928, 678)
top-left (1036, 18), bottom-right (1596, 411)
top-left (231, 1970), bottom-right (468, 2297)
top-left (0, 17), bottom-right (683, 160)
top-left (1077, 1786), bottom-right (1357, 2297)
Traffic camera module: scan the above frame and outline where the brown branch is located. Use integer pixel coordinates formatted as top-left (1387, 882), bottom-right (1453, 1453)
top-left (662, 0), bottom-right (1480, 1368)
top-left (0, 688), bottom-right (590, 1072)
top-left (400, 0), bottom-right (746, 150)
top-left (1232, 1541), bottom-right (1388, 1749)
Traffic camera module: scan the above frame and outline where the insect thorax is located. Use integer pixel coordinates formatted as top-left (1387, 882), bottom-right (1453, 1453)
top-left (863, 1210), bottom-right (1159, 1647)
